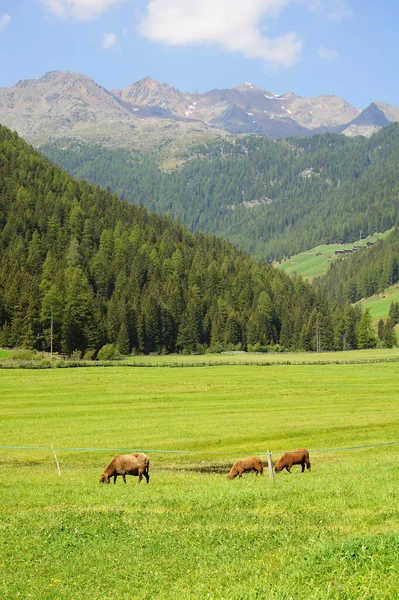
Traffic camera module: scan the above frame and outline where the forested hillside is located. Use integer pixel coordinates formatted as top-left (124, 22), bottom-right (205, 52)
top-left (42, 123), bottom-right (399, 261)
top-left (314, 228), bottom-right (399, 304)
top-left (1, 125), bottom-right (371, 356)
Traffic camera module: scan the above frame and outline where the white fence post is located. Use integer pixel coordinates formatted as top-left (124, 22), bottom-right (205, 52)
top-left (51, 445), bottom-right (61, 476)
top-left (266, 451), bottom-right (274, 481)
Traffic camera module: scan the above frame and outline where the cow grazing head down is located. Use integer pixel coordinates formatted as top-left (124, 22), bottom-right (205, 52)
top-left (99, 453), bottom-right (150, 484)
top-left (274, 448), bottom-right (311, 473)
top-left (227, 456), bottom-right (264, 479)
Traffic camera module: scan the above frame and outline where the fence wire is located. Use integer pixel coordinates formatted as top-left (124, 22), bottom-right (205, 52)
top-left (1, 440), bottom-right (399, 455)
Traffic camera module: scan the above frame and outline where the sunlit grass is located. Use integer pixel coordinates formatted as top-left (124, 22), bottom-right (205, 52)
top-left (276, 230), bottom-right (391, 281)
top-left (359, 282), bottom-right (399, 322)
top-left (1, 361), bottom-right (399, 598)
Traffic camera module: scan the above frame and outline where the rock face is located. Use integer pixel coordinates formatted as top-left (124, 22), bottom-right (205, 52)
top-left (0, 71), bottom-right (132, 144)
top-left (0, 70), bottom-right (398, 151)
top-left (112, 77), bottom-right (192, 119)
top-left (342, 101), bottom-right (399, 137)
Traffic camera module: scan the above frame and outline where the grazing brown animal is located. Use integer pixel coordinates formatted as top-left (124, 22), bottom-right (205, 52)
top-left (274, 448), bottom-right (311, 473)
top-left (228, 456), bottom-right (264, 479)
top-left (99, 452), bottom-right (150, 484)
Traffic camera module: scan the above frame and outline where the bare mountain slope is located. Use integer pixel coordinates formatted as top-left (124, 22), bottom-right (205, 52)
top-left (0, 71), bottom-right (225, 152)
top-left (1, 70), bottom-right (398, 153)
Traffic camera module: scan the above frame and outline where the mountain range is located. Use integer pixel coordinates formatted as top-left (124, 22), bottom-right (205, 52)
top-left (1, 71), bottom-right (399, 154)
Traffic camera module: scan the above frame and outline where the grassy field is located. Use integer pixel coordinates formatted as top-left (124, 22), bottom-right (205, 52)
top-left (359, 282), bottom-right (399, 322)
top-left (275, 231), bottom-right (391, 280)
top-left (1, 358), bottom-right (399, 599)
top-left (120, 347), bottom-right (399, 365)
top-left (0, 348), bottom-right (12, 359)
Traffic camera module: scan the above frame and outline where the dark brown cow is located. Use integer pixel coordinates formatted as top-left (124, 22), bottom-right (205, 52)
top-left (99, 452), bottom-right (150, 484)
top-left (228, 456), bottom-right (264, 479)
top-left (274, 448), bottom-right (311, 473)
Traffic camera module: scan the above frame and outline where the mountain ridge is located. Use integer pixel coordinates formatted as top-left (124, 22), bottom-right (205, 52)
top-left (1, 70), bottom-right (399, 152)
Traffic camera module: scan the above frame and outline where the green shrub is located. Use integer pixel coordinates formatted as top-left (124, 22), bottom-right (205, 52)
top-left (11, 348), bottom-right (38, 361)
top-left (83, 349), bottom-right (96, 361)
top-left (39, 359), bottom-right (53, 368)
top-left (97, 344), bottom-right (122, 361)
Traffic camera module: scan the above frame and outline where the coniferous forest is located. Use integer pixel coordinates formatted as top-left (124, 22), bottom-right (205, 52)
top-left (314, 227), bottom-right (399, 304)
top-left (0, 125), bottom-right (377, 355)
top-left (42, 123), bottom-right (399, 262)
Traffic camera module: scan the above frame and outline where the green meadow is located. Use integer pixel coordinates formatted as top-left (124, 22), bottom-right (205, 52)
top-left (1, 357), bottom-right (399, 599)
top-left (276, 231), bottom-right (391, 281)
top-left (360, 282), bottom-right (399, 322)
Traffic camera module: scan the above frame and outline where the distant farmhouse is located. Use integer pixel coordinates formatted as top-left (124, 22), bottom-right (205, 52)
top-left (334, 241), bottom-right (375, 256)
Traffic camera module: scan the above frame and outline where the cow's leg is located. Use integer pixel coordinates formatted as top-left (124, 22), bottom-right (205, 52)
top-left (286, 466), bottom-right (292, 473)
top-left (301, 463), bottom-right (305, 473)
top-left (113, 474), bottom-right (117, 484)
top-left (138, 469), bottom-right (143, 483)
top-left (122, 474), bottom-right (127, 484)
top-left (144, 468), bottom-right (150, 484)
top-left (306, 460), bottom-right (311, 471)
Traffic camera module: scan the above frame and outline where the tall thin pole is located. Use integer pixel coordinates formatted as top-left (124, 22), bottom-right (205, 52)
top-left (50, 311), bottom-right (53, 357)
top-left (51, 444), bottom-right (61, 476)
top-left (266, 451), bottom-right (274, 481)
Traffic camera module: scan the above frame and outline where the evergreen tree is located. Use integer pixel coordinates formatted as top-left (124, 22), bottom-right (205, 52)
top-left (40, 283), bottom-right (63, 354)
top-left (62, 267), bottom-right (95, 354)
top-left (357, 309), bottom-right (377, 349)
top-left (388, 301), bottom-right (399, 325)
top-left (377, 318), bottom-right (384, 340)
top-left (382, 317), bottom-right (396, 348)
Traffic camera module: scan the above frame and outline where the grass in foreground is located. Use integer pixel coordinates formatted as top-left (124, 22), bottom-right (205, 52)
top-left (1, 362), bottom-right (399, 599)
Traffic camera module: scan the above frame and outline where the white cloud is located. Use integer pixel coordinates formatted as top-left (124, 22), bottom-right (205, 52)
top-left (318, 46), bottom-right (338, 61)
top-left (0, 13), bottom-right (11, 31)
top-left (327, 6), bottom-right (352, 21)
top-left (139, 0), bottom-right (303, 69)
top-left (297, 0), bottom-right (352, 20)
top-left (102, 32), bottom-right (117, 48)
top-left (40, 0), bottom-right (126, 20)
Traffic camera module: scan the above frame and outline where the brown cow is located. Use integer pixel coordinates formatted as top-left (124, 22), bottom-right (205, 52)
top-left (99, 452), bottom-right (150, 484)
top-left (274, 448), bottom-right (311, 473)
top-left (228, 456), bottom-right (264, 479)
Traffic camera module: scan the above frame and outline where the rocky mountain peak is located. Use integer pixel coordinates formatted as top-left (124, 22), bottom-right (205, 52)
top-left (113, 76), bottom-right (191, 117)
top-left (1, 70), bottom-right (398, 150)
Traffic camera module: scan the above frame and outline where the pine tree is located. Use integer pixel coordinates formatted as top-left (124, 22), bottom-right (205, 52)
top-left (40, 283), bottom-right (63, 354)
top-left (117, 319), bottom-right (130, 355)
top-left (357, 309), bottom-right (377, 349)
top-left (388, 301), bottom-right (399, 325)
top-left (382, 317), bottom-right (396, 348)
top-left (62, 267), bottom-right (95, 354)
top-left (377, 318), bottom-right (384, 340)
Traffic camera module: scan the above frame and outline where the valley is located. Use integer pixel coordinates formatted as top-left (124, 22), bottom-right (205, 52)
top-left (3, 6), bottom-right (399, 599)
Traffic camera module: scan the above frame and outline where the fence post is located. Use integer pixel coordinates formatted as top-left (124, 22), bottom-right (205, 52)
top-left (51, 444), bottom-right (61, 477)
top-left (266, 451), bottom-right (274, 481)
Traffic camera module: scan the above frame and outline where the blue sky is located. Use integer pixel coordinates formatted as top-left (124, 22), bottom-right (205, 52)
top-left (0, 1), bottom-right (398, 108)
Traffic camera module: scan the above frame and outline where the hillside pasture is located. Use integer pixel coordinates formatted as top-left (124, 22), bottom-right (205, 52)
top-left (360, 282), bottom-right (399, 322)
top-left (1, 360), bottom-right (399, 599)
top-left (276, 230), bottom-right (391, 280)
